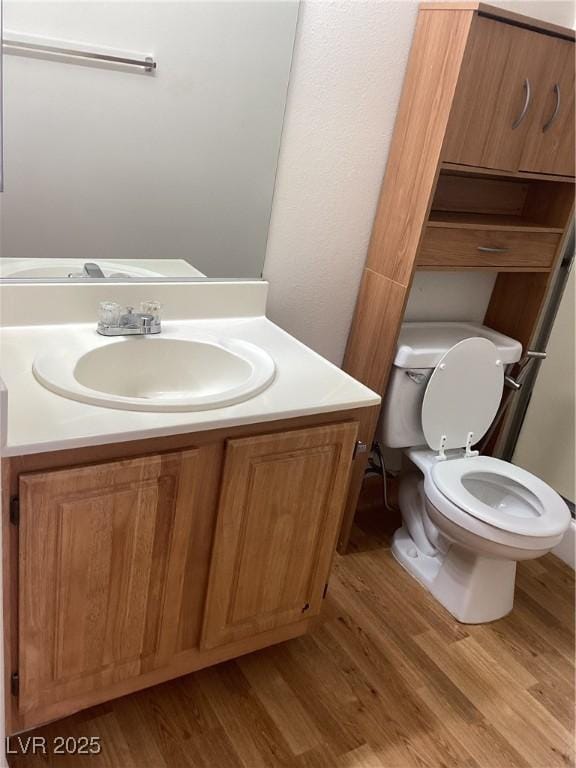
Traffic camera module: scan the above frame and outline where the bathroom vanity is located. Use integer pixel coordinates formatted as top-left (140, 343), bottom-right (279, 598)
top-left (0, 281), bottom-right (380, 733)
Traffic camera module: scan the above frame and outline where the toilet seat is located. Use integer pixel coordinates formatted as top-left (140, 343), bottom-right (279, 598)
top-left (431, 455), bottom-right (570, 538)
top-left (422, 337), bottom-right (503, 452)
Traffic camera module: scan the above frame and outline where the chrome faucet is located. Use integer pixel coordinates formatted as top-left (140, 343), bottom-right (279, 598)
top-left (83, 262), bottom-right (106, 279)
top-left (97, 301), bottom-right (161, 336)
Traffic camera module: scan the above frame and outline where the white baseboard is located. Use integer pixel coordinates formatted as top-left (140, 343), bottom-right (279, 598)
top-left (552, 519), bottom-right (575, 570)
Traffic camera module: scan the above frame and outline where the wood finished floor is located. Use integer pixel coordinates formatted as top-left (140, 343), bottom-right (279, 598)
top-left (8, 509), bottom-right (575, 768)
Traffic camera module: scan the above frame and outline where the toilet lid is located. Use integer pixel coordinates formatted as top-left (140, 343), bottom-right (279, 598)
top-left (422, 338), bottom-right (504, 451)
top-left (431, 455), bottom-right (570, 537)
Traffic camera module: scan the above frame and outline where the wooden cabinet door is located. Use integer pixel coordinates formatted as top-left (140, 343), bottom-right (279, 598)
top-left (519, 38), bottom-right (575, 177)
top-left (201, 423), bottom-right (358, 649)
top-left (443, 18), bottom-right (546, 172)
top-left (17, 450), bottom-right (211, 723)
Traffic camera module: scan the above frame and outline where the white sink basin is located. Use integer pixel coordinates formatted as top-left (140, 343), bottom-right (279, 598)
top-left (33, 335), bottom-right (276, 411)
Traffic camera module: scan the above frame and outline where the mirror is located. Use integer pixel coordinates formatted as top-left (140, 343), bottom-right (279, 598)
top-left (0, 0), bottom-right (299, 281)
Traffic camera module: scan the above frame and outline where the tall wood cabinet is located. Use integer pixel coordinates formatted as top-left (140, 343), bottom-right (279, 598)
top-left (340, 2), bottom-right (575, 550)
top-left (444, 15), bottom-right (575, 176)
top-left (4, 412), bottom-right (369, 732)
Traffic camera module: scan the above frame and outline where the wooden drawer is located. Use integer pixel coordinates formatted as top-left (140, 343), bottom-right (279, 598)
top-left (417, 227), bottom-right (560, 270)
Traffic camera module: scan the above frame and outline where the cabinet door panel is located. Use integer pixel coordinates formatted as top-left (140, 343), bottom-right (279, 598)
top-left (443, 18), bottom-right (545, 172)
top-left (18, 450), bottom-right (207, 720)
top-left (201, 423), bottom-right (358, 649)
top-left (520, 38), bottom-right (575, 176)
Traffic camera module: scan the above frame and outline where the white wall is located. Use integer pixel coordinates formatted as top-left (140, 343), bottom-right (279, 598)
top-left (1, 0), bottom-right (298, 278)
top-left (513, 265), bottom-right (575, 502)
top-left (264, 0), bottom-right (575, 365)
top-left (264, 0), bottom-right (418, 364)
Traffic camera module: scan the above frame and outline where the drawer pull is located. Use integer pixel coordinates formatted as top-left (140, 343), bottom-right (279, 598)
top-left (512, 78), bottom-right (531, 130)
top-left (543, 83), bottom-right (560, 133)
top-left (477, 246), bottom-right (510, 253)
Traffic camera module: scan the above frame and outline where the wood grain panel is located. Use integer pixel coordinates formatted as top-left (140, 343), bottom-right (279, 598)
top-left (520, 36), bottom-right (575, 177)
top-left (441, 161), bottom-right (575, 183)
top-left (421, 2), bottom-right (576, 40)
top-left (443, 18), bottom-right (546, 172)
top-left (365, 8), bottom-right (475, 284)
top-left (522, 180), bottom-right (575, 229)
top-left (418, 226), bottom-right (559, 269)
top-left (343, 269), bottom-right (407, 394)
top-left (17, 450), bottom-right (211, 724)
top-left (432, 172), bottom-right (529, 216)
top-left (427, 212), bottom-right (563, 233)
top-left (484, 272), bottom-right (550, 350)
top-left (201, 423), bottom-right (358, 649)
top-left (336, 404), bottom-right (380, 554)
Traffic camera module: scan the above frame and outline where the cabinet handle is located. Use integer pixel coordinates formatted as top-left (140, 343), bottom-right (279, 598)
top-left (542, 83), bottom-right (561, 132)
top-left (512, 78), bottom-right (531, 129)
top-left (477, 246), bottom-right (510, 253)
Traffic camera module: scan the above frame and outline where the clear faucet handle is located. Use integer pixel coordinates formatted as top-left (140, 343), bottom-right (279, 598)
top-left (140, 300), bottom-right (162, 322)
top-left (98, 301), bottom-right (122, 326)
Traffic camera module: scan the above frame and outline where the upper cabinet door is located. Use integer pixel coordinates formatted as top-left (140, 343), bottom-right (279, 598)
top-left (443, 17), bottom-right (543, 173)
top-left (201, 423), bottom-right (358, 650)
top-left (519, 37), bottom-right (575, 177)
top-left (17, 450), bottom-right (210, 726)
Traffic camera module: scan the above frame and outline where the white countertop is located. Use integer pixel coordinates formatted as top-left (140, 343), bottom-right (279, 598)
top-left (0, 314), bottom-right (379, 456)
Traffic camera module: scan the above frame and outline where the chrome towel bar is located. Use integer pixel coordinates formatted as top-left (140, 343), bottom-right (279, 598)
top-left (3, 33), bottom-right (157, 72)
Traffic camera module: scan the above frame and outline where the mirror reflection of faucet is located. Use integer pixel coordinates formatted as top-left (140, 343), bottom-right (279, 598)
top-left (82, 262), bottom-right (106, 279)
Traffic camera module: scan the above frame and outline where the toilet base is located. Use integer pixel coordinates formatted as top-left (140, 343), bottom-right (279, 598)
top-left (392, 527), bottom-right (516, 623)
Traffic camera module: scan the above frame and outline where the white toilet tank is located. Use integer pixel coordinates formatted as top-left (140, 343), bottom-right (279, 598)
top-left (380, 322), bottom-right (522, 448)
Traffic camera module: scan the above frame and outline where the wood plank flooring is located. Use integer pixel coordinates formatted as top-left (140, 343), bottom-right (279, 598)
top-left (8, 509), bottom-right (575, 768)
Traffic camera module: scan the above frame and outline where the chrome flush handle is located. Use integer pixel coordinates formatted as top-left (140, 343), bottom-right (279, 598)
top-left (512, 78), bottom-right (532, 129)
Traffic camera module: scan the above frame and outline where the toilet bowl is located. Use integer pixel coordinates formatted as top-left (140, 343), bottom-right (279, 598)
top-left (381, 323), bottom-right (571, 624)
top-left (393, 447), bottom-right (569, 623)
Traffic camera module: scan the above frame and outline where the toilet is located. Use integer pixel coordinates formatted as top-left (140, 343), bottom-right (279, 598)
top-left (381, 322), bottom-right (570, 624)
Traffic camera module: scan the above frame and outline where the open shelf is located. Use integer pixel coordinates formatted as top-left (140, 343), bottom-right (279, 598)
top-left (416, 169), bottom-right (573, 271)
top-left (415, 264), bottom-right (551, 272)
top-left (441, 161), bottom-right (576, 184)
top-left (427, 211), bottom-right (564, 233)
top-left (431, 170), bottom-right (574, 229)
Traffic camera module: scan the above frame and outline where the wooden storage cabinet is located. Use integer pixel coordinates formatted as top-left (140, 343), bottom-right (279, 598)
top-left (8, 418), bottom-right (360, 730)
top-left (444, 16), bottom-right (575, 176)
top-left (342, 3), bottom-right (574, 551)
top-left (443, 17), bottom-right (537, 173)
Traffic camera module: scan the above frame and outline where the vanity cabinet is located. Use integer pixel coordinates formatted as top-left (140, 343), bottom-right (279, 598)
top-left (17, 449), bottom-right (220, 722)
top-left (5, 414), bottom-right (365, 731)
top-left (444, 16), bottom-right (575, 176)
top-left (201, 423), bottom-right (356, 649)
